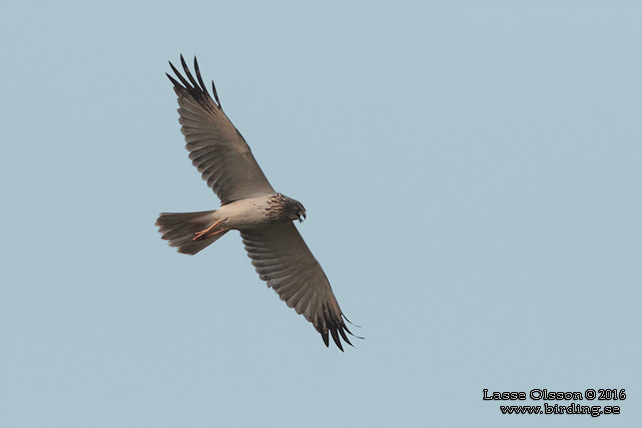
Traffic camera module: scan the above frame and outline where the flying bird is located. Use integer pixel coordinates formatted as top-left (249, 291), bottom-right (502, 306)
top-left (156, 55), bottom-right (358, 350)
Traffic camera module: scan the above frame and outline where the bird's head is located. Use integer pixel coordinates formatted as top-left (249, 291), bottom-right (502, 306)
top-left (297, 206), bottom-right (307, 223)
top-left (282, 196), bottom-right (307, 223)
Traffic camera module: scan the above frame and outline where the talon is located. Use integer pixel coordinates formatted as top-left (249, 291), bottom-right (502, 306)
top-left (193, 219), bottom-right (223, 241)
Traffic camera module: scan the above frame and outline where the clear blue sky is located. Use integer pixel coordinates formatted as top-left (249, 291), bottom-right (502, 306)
top-left (1, 1), bottom-right (640, 427)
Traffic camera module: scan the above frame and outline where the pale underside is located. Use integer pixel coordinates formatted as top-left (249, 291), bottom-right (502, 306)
top-left (159, 55), bottom-right (357, 350)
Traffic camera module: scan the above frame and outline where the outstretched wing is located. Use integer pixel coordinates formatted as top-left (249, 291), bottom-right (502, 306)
top-left (241, 223), bottom-right (357, 350)
top-left (167, 55), bottom-right (275, 205)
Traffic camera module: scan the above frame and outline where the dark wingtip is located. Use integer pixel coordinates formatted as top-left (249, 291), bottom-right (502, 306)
top-left (180, 55), bottom-right (200, 89)
top-left (166, 72), bottom-right (180, 87)
top-left (211, 80), bottom-right (222, 109)
top-left (316, 306), bottom-right (363, 350)
top-left (338, 326), bottom-right (354, 348)
top-left (321, 331), bottom-right (330, 347)
top-left (168, 55), bottom-right (220, 112)
top-left (193, 56), bottom-right (211, 98)
top-left (343, 314), bottom-right (361, 329)
top-left (318, 324), bottom-right (360, 351)
top-left (330, 328), bottom-right (345, 352)
top-left (168, 60), bottom-right (191, 89)
top-left (342, 314), bottom-right (365, 340)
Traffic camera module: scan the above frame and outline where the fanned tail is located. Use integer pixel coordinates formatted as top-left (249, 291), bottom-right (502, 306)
top-left (156, 210), bottom-right (228, 255)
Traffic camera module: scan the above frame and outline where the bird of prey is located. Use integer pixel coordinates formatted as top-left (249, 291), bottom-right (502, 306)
top-left (156, 56), bottom-right (358, 350)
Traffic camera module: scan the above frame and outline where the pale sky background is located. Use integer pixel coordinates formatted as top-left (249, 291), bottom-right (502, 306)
top-left (1, 1), bottom-right (640, 427)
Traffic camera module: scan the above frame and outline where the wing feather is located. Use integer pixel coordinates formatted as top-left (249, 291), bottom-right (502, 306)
top-left (167, 55), bottom-right (275, 204)
top-left (241, 223), bottom-right (356, 351)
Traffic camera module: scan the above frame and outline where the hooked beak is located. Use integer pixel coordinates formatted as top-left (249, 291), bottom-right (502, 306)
top-left (298, 211), bottom-right (306, 223)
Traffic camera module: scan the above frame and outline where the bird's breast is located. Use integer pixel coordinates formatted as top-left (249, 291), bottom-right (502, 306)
top-left (217, 195), bottom-right (287, 230)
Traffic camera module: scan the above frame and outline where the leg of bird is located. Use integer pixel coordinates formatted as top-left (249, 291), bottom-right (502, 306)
top-left (193, 219), bottom-right (224, 241)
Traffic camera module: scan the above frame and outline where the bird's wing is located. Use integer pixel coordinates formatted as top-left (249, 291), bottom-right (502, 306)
top-left (241, 223), bottom-right (356, 350)
top-left (167, 55), bottom-right (275, 205)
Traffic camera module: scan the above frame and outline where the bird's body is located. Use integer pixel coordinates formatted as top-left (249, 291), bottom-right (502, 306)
top-left (156, 56), bottom-right (358, 350)
top-left (158, 193), bottom-right (305, 251)
top-left (204, 193), bottom-right (304, 231)
top-left (220, 194), bottom-right (300, 228)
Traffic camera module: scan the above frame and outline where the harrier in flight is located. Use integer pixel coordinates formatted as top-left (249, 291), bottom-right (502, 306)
top-left (156, 56), bottom-right (358, 350)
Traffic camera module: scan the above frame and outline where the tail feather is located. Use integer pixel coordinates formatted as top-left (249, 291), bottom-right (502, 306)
top-left (156, 210), bottom-right (228, 255)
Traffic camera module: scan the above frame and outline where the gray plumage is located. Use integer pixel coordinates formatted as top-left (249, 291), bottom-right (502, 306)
top-left (166, 57), bottom-right (274, 205)
top-left (156, 55), bottom-right (358, 350)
